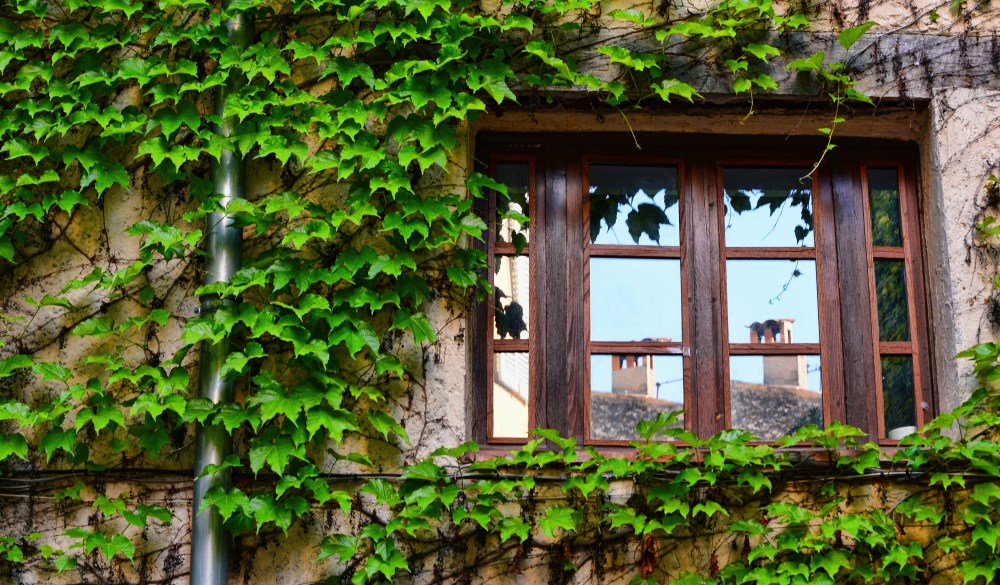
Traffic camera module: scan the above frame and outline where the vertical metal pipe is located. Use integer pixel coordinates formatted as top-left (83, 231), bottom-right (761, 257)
top-left (191, 9), bottom-right (254, 585)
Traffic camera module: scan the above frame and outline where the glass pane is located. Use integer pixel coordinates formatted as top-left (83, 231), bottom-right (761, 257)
top-left (868, 168), bottom-right (903, 247)
top-left (874, 259), bottom-right (910, 342)
top-left (723, 168), bottom-right (814, 247)
top-left (726, 260), bottom-right (820, 344)
top-left (591, 258), bottom-right (683, 342)
top-left (589, 165), bottom-right (680, 246)
top-left (590, 354), bottom-right (684, 441)
top-left (494, 255), bottom-right (529, 339)
top-left (494, 163), bottom-right (530, 246)
top-left (730, 355), bottom-right (823, 440)
top-left (493, 352), bottom-right (529, 438)
top-left (881, 355), bottom-right (916, 436)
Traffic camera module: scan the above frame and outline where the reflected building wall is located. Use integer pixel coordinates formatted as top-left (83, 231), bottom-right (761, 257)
top-left (493, 352), bottom-right (529, 437)
top-left (492, 222), bottom-right (531, 436)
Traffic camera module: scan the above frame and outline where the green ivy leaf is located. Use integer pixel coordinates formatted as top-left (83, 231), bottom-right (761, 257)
top-left (0, 355), bottom-right (34, 377)
top-left (1, 138), bottom-right (48, 163)
top-left (0, 433), bottom-right (28, 460)
top-left (89, 533), bottom-right (134, 561)
top-left (197, 454), bottom-right (242, 480)
top-left (838, 21), bottom-right (877, 50)
top-left (930, 471), bottom-right (965, 489)
top-left (32, 362), bottom-right (72, 383)
top-left (40, 427), bottom-right (76, 461)
top-left (787, 51), bottom-right (825, 72)
top-left (497, 516), bottom-right (530, 542)
top-left (745, 43), bottom-right (780, 60)
top-left (305, 407), bottom-right (358, 442)
top-left (318, 534), bottom-right (359, 562)
top-left (844, 87), bottom-right (875, 106)
top-left (810, 550), bottom-right (851, 579)
top-left (753, 73), bottom-right (778, 91)
top-left (597, 46), bottom-right (660, 72)
top-left (971, 481), bottom-right (1000, 505)
top-left (607, 8), bottom-right (656, 26)
top-left (736, 468), bottom-right (772, 492)
top-left (391, 310), bottom-right (437, 344)
top-left (249, 435), bottom-right (303, 475)
top-left (692, 500), bottom-right (728, 518)
top-left (53, 553), bottom-right (77, 572)
top-left (250, 387), bottom-right (303, 424)
top-left (0, 238), bottom-right (14, 262)
top-left (323, 56), bottom-right (374, 87)
top-left (429, 441), bottom-right (478, 460)
top-left (152, 101), bottom-right (201, 139)
top-left (81, 163), bottom-right (129, 196)
top-left (362, 479), bottom-right (402, 507)
top-left (136, 425), bottom-right (169, 457)
top-left (200, 486), bottom-right (249, 520)
top-left (654, 79), bottom-right (701, 103)
top-left (25, 294), bottom-right (75, 310)
top-left (537, 506), bottom-right (578, 538)
top-left (368, 411), bottom-right (410, 445)
top-left (401, 460), bottom-right (444, 482)
top-left (76, 405), bottom-right (125, 433)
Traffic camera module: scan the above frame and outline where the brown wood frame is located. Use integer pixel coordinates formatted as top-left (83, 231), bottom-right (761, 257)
top-left (484, 156), bottom-right (536, 443)
top-left (860, 163), bottom-right (931, 441)
top-left (470, 133), bottom-right (933, 448)
top-left (715, 162), bottom-right (826, 433)
top-left (582, 155), bottom-right (688, 445)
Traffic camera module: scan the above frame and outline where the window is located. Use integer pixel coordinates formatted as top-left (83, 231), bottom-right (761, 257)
top-left (469, 133), bottom-right (933, 446)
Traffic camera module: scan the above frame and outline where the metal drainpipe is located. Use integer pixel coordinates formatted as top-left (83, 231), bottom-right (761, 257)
top-left (191, 9), bottom-right (254, 585)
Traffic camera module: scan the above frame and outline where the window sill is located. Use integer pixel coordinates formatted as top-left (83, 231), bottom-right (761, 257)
top-left (460, 442), bottom-right (916, 466)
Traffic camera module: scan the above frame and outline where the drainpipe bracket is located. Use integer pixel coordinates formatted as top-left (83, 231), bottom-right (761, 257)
top-left (196, 296), bottom-right (237, 315)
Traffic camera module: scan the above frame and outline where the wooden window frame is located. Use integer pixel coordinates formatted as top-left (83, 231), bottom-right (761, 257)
top-left (469, 132), bottom-right (934, 448)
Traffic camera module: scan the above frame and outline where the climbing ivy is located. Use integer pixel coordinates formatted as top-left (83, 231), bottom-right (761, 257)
top-left (0, 0), bottom-right (998, 583)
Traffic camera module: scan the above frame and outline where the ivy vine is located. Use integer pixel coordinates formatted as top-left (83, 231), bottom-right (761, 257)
top-left (0, 0), bottom-right (999, 583)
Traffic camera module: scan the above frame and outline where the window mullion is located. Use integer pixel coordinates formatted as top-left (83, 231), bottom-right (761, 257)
top-left (687, 154), bottom-right (727, 437)
top-left (902, 161), bottom-right (936, 423)
top-left (565, 149), bottom-right (587, 439)
top-left (830, 154), bottom-right (880, 437)
top-left (539, 145), bottom-right (571, 438)
top-left (865, 162), bottom-right (929, 440)
top-left (814, 164), bottom-right (847, 427)
top-left (469, 162), bottom-right (492, 443)
top-left (484, 158), bottom-right (536, 442)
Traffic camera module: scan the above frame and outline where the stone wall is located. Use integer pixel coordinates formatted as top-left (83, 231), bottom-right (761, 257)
top-left (590, 393), bottom-right (682, 440)
top-left (730, 382), bottom-right (823, 441)
top-left (2, 1), bottom-right (1000, 583)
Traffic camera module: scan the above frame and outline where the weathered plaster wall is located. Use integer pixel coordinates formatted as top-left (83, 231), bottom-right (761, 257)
top-left (3, 1), bottom-right (1000, 584)
top-left (921, 86), bottom-right (1000, 414)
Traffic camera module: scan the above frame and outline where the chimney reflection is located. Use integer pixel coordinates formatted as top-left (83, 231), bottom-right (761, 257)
top-left (749, 318), bottom-right (806, 388)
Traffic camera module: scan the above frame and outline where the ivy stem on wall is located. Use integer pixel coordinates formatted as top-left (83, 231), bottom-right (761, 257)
top-left (190, 7), bottom-right (255, 585)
